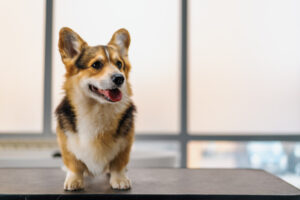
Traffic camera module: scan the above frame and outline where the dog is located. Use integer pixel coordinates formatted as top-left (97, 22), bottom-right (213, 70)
top-left (55, 27), bottom-right (136, 191)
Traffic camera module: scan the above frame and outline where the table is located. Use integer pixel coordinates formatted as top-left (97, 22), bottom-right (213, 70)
top-left (0, 168), bottom-right (299, 200)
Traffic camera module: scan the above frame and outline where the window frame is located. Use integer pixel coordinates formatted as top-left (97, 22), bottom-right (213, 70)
top-left (0, 0), bottom-right (299, 168)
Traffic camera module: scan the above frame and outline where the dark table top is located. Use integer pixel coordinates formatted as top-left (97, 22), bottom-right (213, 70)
top-left (0, 168), bottom-right (299, 200)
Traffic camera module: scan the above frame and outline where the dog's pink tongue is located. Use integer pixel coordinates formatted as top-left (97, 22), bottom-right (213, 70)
top-left (100, 89), bottom-right (122, 102)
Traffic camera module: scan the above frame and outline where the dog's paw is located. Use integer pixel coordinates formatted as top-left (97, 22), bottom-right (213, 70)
top-left (64, 172), bottom-right (84, 191)
top-left (64, 177), bottom-right (84, 191)
top-left (110, 176), bottom-right (131, 190)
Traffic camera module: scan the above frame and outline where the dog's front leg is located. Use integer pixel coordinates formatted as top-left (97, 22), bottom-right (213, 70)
top-left (109, 145), bottom-right (131, 190)
top-left (61, 152), bottom-right (86, 191)
top-left (57, 128), bottom-right (86, 191)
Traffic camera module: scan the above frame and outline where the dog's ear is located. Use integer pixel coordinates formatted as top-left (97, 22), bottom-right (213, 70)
top-left (108, 28), bottom-right (130, 56)
top-left (58, 27), bottom-right (87, 63)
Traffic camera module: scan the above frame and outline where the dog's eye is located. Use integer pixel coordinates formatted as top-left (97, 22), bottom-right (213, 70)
top-left (91, 61), bottom-right (103, 70)
top-left (116, 61), bottom-right (122, 70)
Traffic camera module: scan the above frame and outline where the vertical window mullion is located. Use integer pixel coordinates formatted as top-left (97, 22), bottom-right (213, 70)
top-left (43, 0), bottom-right (53, 136)
top-left (180, 0), bottom-right (188, 168)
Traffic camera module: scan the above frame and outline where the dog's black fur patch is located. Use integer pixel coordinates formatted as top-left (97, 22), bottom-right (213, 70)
top-left (115, 103), bottom-right (136, 137)
top-left (55, 96), bottom-right (77, 132)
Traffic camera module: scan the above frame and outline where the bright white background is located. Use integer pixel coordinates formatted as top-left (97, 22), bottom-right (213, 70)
top-left (189, 0), bottom-right (300, 134)
top-left (0, 0), bottom-right (45, 132)
top-left (1, 0), bottom-right (300, 136)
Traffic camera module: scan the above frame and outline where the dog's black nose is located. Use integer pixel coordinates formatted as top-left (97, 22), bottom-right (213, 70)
top-left (111, 74), bottom-right (124, 86)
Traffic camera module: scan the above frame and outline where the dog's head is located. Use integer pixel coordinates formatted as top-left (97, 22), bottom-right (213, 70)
top-left (58, 27), bottom-right (132, 104)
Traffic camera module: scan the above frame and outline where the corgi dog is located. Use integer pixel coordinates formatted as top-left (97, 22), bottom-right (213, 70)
top-left (55, 27), bottom-right (136, 191)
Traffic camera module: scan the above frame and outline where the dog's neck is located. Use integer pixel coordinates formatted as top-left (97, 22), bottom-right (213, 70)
top-left (67, 85), bottom-right (130, 137)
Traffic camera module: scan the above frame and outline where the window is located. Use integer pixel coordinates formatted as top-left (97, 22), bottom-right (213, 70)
top-left (188, 141), bottom-right (300, 188)
top-left (0, 1), bottom-right (299, 186)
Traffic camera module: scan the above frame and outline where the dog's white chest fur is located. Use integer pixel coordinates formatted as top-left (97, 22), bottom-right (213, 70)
top-left (66, 134), bottom-right (103, 175)
top-left (66, 133), bottom-right (124, 175)
top-left (66, 93), bottom-right (128, 175)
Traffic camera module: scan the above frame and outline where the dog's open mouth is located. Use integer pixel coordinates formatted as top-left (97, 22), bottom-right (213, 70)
top-left (89, 84), bottom-right (122, 102)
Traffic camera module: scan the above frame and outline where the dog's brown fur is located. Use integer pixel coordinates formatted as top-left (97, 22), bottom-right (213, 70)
top-left (56, 27), bottom-right (135, 191)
